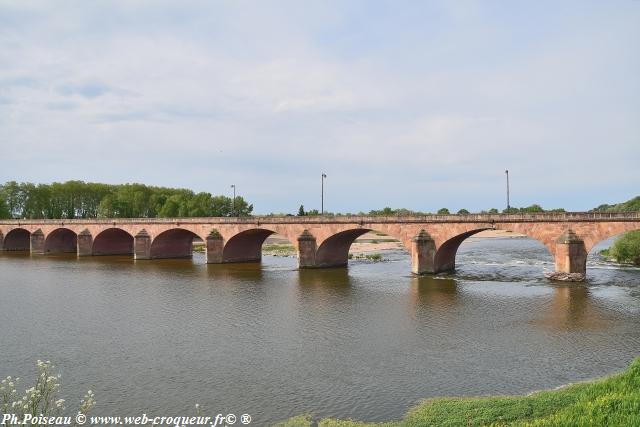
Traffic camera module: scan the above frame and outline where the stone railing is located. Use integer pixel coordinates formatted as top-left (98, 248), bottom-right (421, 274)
top-left (0, 211), bottom-right (638, 225)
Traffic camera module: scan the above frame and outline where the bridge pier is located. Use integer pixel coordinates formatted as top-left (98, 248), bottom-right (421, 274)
top-left (0, 213), bottom-right (636, 279)
top-left (206, 230), bottom-right (224, 263)
top-left (411, 230), bottom-right (436, 275)
top-left (297, 230), bottom-right (317, 268)
top-left (30, 229), bottom-right (45, 255)
top-left (134, 229), bottom-right (151, 260)
top-left (77, 229), bottom-right (93, 256)
top-left (553, 229), bottom-right (587, 281)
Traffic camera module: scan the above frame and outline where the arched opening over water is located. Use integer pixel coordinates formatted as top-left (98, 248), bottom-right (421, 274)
top-left (3, 228), bottom-right (30, 251)
top-left (223, 228), bottom-right (297, 263)
top-left (93, 228), bottom-right (134, 256)
top-left (434, 228), bottom-right (490, 272)
top-left (315, 229), bottom-right (405, 268)
top-left (224, 229), bottom-right (273, 263)
top-left (587, 228), bottom-right (640, 271)
top-left (44, 228), bottom-right (78, 254)
top-left (438, 229), bottom-right (554, 276)
top-left (150, 228), bottom-right (200, 259)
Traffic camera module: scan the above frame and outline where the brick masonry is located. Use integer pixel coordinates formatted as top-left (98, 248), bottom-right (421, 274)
top-left (1, 213), bottom-right (638, 280)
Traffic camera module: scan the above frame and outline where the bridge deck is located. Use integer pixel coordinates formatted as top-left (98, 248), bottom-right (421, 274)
top-left (0, 211), bottom-right (638, 225)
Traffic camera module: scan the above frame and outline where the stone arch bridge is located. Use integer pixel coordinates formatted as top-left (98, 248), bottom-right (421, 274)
top-left (0, 212), bottom-right (638, 280)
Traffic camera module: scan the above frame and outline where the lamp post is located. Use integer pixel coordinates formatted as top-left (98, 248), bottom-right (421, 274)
top-left (505, 170), bottom-right (510, 210)
top-left (230, 184), bottom-right (236, 216)
top-left (321, 173), bottom-right (327, 215)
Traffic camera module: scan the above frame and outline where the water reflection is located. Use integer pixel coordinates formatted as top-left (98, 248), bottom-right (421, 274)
top-left (0, 237), bottom-right (639, 425)
top-left (206, 261), bottom-right (265, 282)
top-left (408, 276), bottom-right (458, 309)
top-left (295, 268), bottom-right (353, 313)
top-left (298, 268), bottom-right (351, 290)
top-left (537, 284), bottom-right (616, 331)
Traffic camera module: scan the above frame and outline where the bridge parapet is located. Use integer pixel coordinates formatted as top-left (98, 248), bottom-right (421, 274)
top-left (0, 211), bottom-right (638, 226)
top-left (1, 212), bottom-right (639, 281)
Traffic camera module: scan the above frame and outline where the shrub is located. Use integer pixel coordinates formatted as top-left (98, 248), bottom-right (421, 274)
top-left (1, 360), bottom-right (95, 427)
top-left (608, 230), bottom-right (640, 265)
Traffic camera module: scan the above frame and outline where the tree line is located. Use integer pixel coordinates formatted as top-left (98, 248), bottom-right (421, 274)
top-left (591, 196), bottom-right (640, 213)
top-left (0, 181), bottom-right (252, 219)
top-left (1, 180), bottom-right (638, 220)
top-left (294, 204), bottom-right (566, 217)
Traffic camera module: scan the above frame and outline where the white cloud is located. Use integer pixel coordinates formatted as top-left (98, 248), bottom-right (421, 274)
top-left (0, 1), bottom-right (638, 213)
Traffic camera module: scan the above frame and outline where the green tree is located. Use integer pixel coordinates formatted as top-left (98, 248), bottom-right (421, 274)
top-left (379, 207), bottom-right (395, 216)
top-left (227, 196), bottom-right (253, 217)
top-left (0, 180), bottom-right (256, 219)
top-left (97, 194), bottom-right (116, 218)
top-left (488, 208), bottom-right (499, 214)
top-left (0, 181), bottom-right (24, 218)
top-left (591, 196), bottom-right (640, 212)
top-left (158, 195), bottom-right (185, 218)
top-left (184, 192), bottom-right (215, 217)
top-left (457, 208), bottom-right (470, 215)
top-left (297, 205), bottom-right (306, 216)
top-left (520, 204), bottom-right (544, 213)
top-left (437, 208), bottom-right (450, 215)
top-left (0, 195), bottom-right (10, 218)
top-left (609, 230), bottom-right (640, 265)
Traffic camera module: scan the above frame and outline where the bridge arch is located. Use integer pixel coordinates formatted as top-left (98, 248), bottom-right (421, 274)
top-left (44, 228), bottom-right (78, 254)
top-left (315, 228), bottom-right (405, 268)
top-left (433, 228), bottom-right (491, 272)
top-left (150, 228), bottom-right (202, 259)
top-left (223, 228), bottom-right (293, 263)
top-left (3, 228), bottom-right (31, 251)
top-left (93, 228), bottom-right (134, 256)
top-left (434, 228), bottom-right (553, 273)
top-left (580, 223), bottom-right (640, 253)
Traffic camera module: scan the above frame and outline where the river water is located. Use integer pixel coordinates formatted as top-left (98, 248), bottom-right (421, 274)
top-left (1, 237), bottom-right (639, 425)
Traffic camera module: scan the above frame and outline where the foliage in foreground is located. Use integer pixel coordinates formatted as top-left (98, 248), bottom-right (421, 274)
top-left (1, 360), bottom-right (95, 427)
top-left (275, 357), bottom-right (640, 427)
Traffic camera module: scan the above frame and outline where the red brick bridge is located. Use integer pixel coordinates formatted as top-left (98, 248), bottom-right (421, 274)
top-left (1, 212), bottom-right (638, 279)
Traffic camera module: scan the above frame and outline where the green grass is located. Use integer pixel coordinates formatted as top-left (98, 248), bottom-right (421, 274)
top-left (275, 357), bottom-right (640, 427)
top-left (348, 253), bottom-right (384, 262)
top-left (262, 244), bottom-right (296, 256)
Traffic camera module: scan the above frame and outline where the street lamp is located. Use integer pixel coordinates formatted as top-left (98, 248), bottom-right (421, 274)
top-left (230, 184), bottom-right (236, 216)
top-left (321, 173), bottom-right (327, 215)
top-left (505, 170), bottom-right (510, 210)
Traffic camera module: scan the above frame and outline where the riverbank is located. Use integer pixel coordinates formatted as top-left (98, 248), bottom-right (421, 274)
top-left (276, 357), bottom-right (640, 426)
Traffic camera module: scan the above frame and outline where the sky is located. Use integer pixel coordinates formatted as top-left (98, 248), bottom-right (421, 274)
top-left (1, 1), bottom-right (638, 214)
